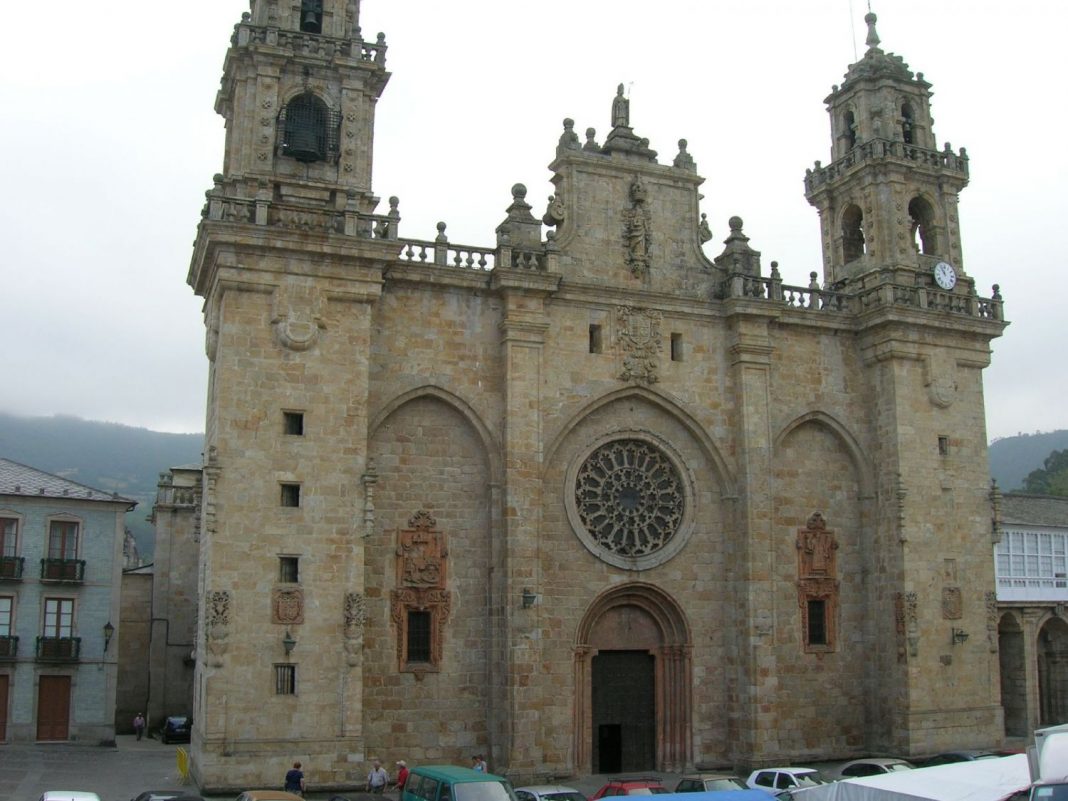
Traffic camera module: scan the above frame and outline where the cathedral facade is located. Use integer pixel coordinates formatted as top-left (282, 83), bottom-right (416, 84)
top-left (186, 1), bottom-right (1007, 791)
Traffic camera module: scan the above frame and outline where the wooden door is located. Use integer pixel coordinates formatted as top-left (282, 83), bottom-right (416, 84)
top-left (37, 675), bottom-right (71, 741)
top-left (0, 674), bottom-right (8, 740)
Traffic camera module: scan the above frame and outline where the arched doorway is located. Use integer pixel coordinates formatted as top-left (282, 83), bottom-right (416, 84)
top-left (999, 613), bottom-right (1027, 737)
top-left (1039, 617), bottom-right (1068, 726)
top-left (574, 583), bottom-right (692, 773)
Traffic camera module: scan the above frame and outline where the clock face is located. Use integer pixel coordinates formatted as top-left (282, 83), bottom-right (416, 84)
top-left (933, 261), bottom-right (957, 290)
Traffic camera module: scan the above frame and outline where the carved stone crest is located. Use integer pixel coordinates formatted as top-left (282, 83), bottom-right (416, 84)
top-left (623, 176), bottom-right (652, 279)
top-left (617, 306), bottom-right (662, 385)
top-left (272, 588), bottom-right (304, 625)
top-left (797, 512), bottom-right (838, 577)
top-left (271, 282), bottom-right (326, 352)
top-left (396, 510), bottom-right (448, 588)
top-left (206, 590), bottom-right (231, 668)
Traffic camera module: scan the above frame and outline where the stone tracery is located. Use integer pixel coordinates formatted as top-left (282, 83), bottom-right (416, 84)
top-left (575, 439), bottom-right (685, 557)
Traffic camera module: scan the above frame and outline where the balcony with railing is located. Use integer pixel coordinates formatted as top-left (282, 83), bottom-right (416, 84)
top-left (35, 636), bottom-right (81, 662)
top-left (40, 558), bottom-right (86, 583)
top-left (0, 555), bottom-right (24, 580)
top-left (0, 635), bottom-right (18, 660)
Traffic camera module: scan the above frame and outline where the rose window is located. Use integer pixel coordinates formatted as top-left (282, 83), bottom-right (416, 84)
top-left (575, 439), bottom-right (685, 557)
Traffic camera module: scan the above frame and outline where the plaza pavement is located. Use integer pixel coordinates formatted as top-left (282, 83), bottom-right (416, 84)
top-left (0, 736), bottom-right (694, 801)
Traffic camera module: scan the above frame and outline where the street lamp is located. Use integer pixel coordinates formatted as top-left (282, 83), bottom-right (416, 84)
top-left (103, 621), bottom-right (115, 653)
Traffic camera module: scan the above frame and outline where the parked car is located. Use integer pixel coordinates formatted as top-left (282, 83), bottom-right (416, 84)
top-left (675, 774), bottom-right (749, 792)
top-left (160, 716), bottom-right (191, 744)
top-left (40, 794), bottom-right (102, 801)
top-left (833, 757), bottom-right (914, 779)
top-left (400, 765), bottom-right (516, 801)
top-left (515, 786), bottom-right (587, 801)
top-left (235, 793), bottom-right (304, 801)
top-left (746, 768), bottom-right (829, 794)
top-left (915, 749), bottom-right (1017, 767)
top-left (131, 792), bottom-right (204, 801)
top-left (590, 778), bottom-right (668, 800)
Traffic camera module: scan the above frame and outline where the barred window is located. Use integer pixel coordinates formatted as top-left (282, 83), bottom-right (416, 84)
top-left (407, 610), bottom-right (431, 663)
top-left (274, 664), bottom-right (296, 695)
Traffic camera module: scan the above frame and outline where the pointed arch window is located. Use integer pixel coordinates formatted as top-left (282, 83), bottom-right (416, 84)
top-left (901, 102), bottom-right (915, 145)
top-left (279, 93), bottom-right (339, 164)
top-left (842, 204), bottom-right (865, 263)
top-left (908, 196), bottom-right (936, 255)
top-left (300, 0), bottom-right (323, 34)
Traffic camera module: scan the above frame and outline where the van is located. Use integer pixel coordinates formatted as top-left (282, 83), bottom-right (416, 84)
top-left (401, 765), bottom-right (517, 801)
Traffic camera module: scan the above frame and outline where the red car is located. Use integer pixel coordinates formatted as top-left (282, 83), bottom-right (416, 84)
top-left (589, 778), bottom-right (668, 800)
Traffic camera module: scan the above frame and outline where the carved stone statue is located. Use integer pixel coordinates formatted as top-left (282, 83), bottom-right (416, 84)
top-left (612, 83), bottom-right (629, 128)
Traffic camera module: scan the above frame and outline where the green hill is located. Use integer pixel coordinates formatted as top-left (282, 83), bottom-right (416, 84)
top-left (989, 430), bottom-right (1068, 491)
top-left (0, 413), bottom-right (203, 561)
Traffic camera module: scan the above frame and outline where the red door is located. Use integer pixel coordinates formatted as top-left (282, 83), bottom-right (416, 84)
top-left (37, 675), bottom-right (71, 741)
top-left (0, 674), bottom-right (9, 740)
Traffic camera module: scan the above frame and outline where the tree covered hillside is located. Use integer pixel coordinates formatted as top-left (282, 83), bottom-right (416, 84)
top-left (0, 413), bottom-right (203, 561)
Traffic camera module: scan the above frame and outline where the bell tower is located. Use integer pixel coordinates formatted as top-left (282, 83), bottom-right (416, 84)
top-left (214, 0), bottom-right (388, 208)
top-left (805, 12), bottom-right (970, 291)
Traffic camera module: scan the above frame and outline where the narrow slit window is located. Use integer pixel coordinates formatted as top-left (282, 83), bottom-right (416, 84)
top-left (670, 333), bottom-right (683, 362)
top-left (283, 411), bottom-right (304, 436)
top-left (280, 483), bottom-right (301, 508)
top-left (807, 599), bottom-right (828, 646)
top-left (938, 436), bottom-right (950, 457)
top-left (589, 324), bottom-right (603, 354)
top-left (407, 610), bottom-right (431, 663)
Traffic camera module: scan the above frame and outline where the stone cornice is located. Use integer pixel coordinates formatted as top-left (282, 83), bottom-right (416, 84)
top-left (489, 268), bottom-right (562, 297)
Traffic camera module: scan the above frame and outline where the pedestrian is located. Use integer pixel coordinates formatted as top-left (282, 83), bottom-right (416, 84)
top-left (395, 760), bottom-right (410, 791)
top-left (471, 755), bottom-right (484, 773)
top-left (477, 754), bottom-right (488, 773)
top-left (367, 758), bottom-right (389, 793)
top-left (133, 713), bottom-right (145, 741)
top-left (284, 761), bottom-right (306, 796)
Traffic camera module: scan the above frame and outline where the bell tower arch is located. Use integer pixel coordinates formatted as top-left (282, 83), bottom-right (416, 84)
top-left (805, 12), bottom-right (970, 290)
top-left (214, 0), bottom-right (388, 205)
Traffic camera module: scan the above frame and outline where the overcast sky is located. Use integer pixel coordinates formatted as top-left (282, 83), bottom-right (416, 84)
top-left (1, 0), bottom-right (1064, 441)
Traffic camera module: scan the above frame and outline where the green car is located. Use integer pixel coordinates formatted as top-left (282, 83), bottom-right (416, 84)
top-left (401, 766), bottom-right (517, 801)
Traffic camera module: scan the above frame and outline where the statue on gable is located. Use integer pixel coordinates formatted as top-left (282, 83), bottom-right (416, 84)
top-left (612, 83), bottom-right (630, 128)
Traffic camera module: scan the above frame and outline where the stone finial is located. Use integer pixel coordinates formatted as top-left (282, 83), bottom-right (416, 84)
top-left (496, 183), bottom-right (541, 249)
top-left (713, 216), bottom-right (763, 277)
top-left (673, 139), bottom-right (696, 171)
top-left (864, 12), bottom-right (881, 50)
top-left (435, 221), bottom-right (448, 243)
top-left (558, 118), bottom-right (581, 155)
top-left (583, 127), bottom-right (601, 152)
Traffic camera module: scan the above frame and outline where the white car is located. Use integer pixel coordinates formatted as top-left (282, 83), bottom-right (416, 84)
top-left (746, 768), bottom-right (829, 794)
top-left (40, 793), bottom-right (102, 801)
top-left (834, 757), bottom-right (914, 779)
top-left (515, 786), bottom-right (587, 801)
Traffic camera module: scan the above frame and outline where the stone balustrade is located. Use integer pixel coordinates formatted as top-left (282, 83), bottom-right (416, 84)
top-left (805, 138), bottom-right (968, 193)
top-left (232, 23), bottom-right (386, 65)
top-left (200, 187), bottom-right (1000, 322)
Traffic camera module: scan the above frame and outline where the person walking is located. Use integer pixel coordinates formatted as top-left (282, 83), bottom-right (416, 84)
top-left (367, 758), bottom-right (389, 793)
top-left (395, 760), bottom-right (410, 791)
top-left (284, 761), bottom-right (306, 796)
top-left (133, 713), bottom-right (146, 741)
